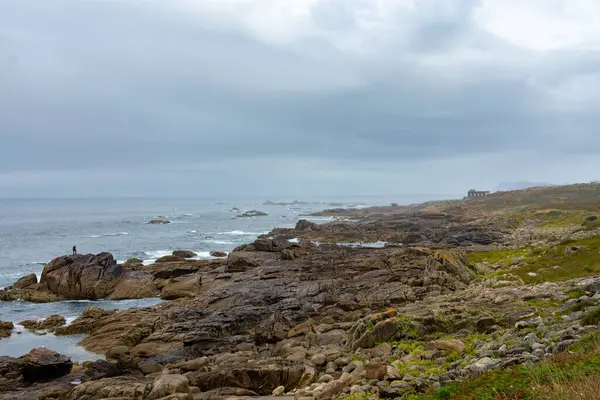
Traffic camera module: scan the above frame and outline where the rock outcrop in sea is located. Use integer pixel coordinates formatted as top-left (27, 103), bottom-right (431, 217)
top-left (0, 252), bottom-right (220, 303)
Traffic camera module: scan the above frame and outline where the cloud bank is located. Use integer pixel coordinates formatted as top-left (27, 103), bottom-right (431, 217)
top-left (1, 0), bottom-right (600, 198)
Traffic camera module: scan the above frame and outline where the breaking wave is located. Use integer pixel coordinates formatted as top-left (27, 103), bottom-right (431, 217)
top-left (88, 232), bottom-right (129, 238)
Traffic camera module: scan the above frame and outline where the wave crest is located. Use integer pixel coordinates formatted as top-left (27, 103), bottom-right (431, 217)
top-left (88, 232), bottom-right (129, 238)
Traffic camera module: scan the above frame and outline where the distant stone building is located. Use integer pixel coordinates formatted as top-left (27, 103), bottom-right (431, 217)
top-left (465, 189), bottom-right (490, 199)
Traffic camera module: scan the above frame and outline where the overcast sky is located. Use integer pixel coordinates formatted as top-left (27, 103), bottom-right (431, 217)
top-left (1, 0), bottom-right (600, 199)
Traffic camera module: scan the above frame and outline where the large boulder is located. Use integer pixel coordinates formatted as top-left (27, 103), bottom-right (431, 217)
top-left (11, 273), bottom-right (38, 289)
top-left (172, 250), bottom-right (197, 259)
top-left (39, 253), bottom-right (155, 300)
top-left (19, 348), bottom-right (73, 383)
top-left (41, 253), bottom-right (123, 299)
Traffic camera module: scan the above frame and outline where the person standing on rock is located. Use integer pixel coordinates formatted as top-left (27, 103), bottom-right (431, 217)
top-left (72, 245), bottom-right (77, 255)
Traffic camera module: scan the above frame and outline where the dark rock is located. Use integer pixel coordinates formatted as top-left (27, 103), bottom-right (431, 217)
top-left (189, 363), bottom-right (308, 395)
top-left (41, 253), bottom-right (124, 300)
top-left (295, 220), bottom-right (322, 231)
top-left (152, 267), bottom-right (198, 280)
top-left (84, 360), bottom-right (121, 381)
top-left (237, 210), bottom-right (269, 218)
top-left (476, 315), bottom-right (496, 331)
top-left (442, 231), bottom-right (495, 246)
top-left (0, 320), bottom-right (14, 338)
top-left (554, 340), bottom-right (576, 353)
top-left (172, 250), bottom-right (197, 259)
top-left (253, 239), bottom-right (277, 252)
top-left (156, 255), bottom-right (185, 263)
top-left (226, 252), bottom-right (260, 272)
top-left (210, 251), bottom-right (227, 258)
top-left (148, 219), bottom-right (171, 224)
top-left (12, 274), bottom-right (38, 289)
top-left (19, 348), bottom-right (73, 383)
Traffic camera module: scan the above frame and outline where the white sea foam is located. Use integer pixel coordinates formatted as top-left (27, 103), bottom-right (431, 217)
top-left (142, 250), bottom-right (217, 265)
top-left (64, 316), bottom-right (78, 326)
top-left (303, 216), bottom-right (336, 222)
top-left (218, 230), bottom-right (267, 236)
top-left (142, 250), bottom-right (172, 265)
top-left (88, 232), bottom-right (129, 238)
top-left (193, 251), bottom-right (214, 259)
top-left (337, 241), bottom-right (388, 248)
top-left (288, 238), bottom-right (300, 244)
top-left (189, 230), bottom-right (197, 233)
top-left (200, 239), bottom-right (234, 245)
top-left (144, 250), bottom-right (172, 258)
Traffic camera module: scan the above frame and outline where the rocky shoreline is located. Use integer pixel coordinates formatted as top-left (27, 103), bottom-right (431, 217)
top-left (2, 184), bottom-right (600, 399)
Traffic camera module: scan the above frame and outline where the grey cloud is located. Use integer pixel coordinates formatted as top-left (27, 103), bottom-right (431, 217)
top-left (1, 0), bottom-right (599, 197)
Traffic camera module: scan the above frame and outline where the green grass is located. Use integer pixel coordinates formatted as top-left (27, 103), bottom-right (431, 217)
top-left (469, 235), bottom-right (600, 284)
top-left (582, 307), bottom-right (600, 326)
top-left (411, 331), bottom-right (600, 400)
top-left (566, 287), bottom-right (586, 299)
top-left (468, 248), bottom-right (531, 267)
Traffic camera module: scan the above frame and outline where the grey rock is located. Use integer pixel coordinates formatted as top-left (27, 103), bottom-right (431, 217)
top-left (469, 363), bottom-right (487, 375)
top-left (523, 332), bottom-right (541, 349)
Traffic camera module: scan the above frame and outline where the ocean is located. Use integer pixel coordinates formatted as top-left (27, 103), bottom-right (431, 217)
top-left (0, 194), bottom-right (449, 359)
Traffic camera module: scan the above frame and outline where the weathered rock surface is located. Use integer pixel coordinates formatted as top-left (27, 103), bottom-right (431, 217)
top-left (42, 253), bottom-right (130, 299)
top-left (10, 274), bottom-right (38, 289)
top-left (172, 250), bottom-right (197, 259)
top-left (4, 185), bottom-right (600, 399)
top-left (160, 275), bottom-right (202, 300)
top-left (0, 253), bottom-right (223, 302)
top-left (0, 321), bottom-right (14, 339)
top-left (21, 315), bottom-right (66, 332)
top-left (20, 348), bottom-right (73, 383)
top-left (0, 348), bottom-right (73, 392)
